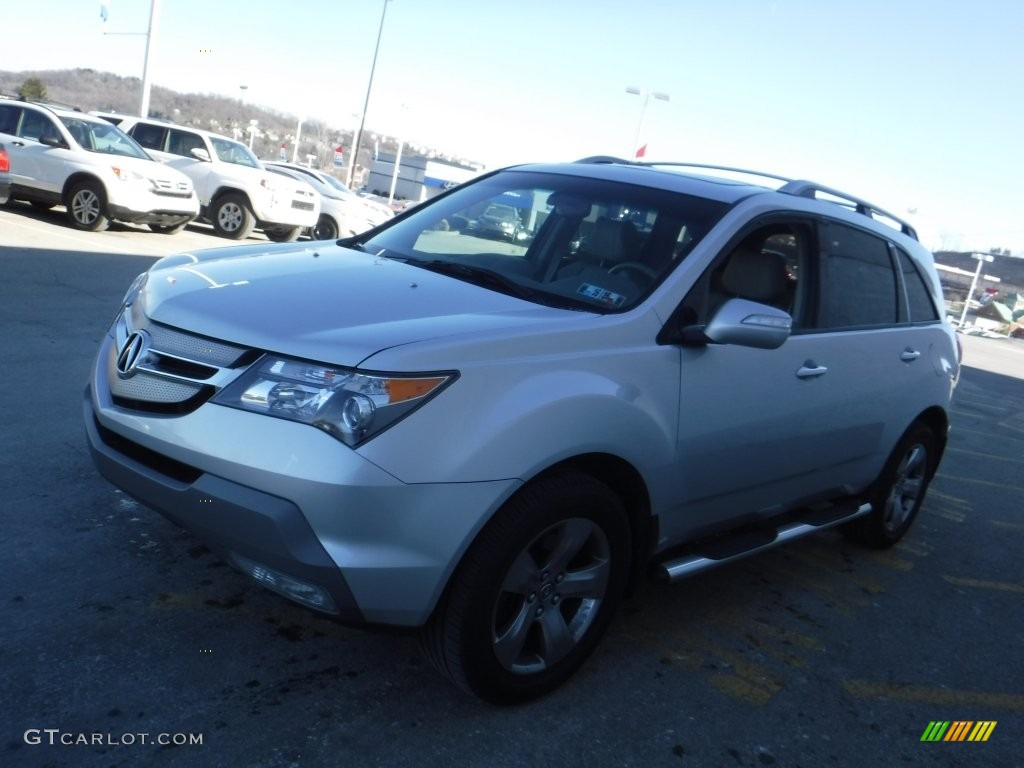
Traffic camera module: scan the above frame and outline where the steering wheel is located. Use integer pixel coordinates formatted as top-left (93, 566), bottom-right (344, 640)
top-left (608, 261), bottom-right (658, 280)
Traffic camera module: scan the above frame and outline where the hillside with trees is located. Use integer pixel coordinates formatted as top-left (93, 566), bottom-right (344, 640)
top-left (0, 68), bottom-right (409, 180)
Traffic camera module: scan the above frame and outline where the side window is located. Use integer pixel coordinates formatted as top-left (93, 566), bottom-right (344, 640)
top-left (683, 221), bottom-right (808, 328)
top-left (129, 123), bottom-right (168, 151)
top-left (818, 222), bottom-right (898, 329)
top-left (18, 110), bottom-right (56, 142)
top-left (896, 248), bottom-right (940, 323)
top-left (0, 104), bottom-right (19, 135)
top-left (167, 129), bottom-right (204, 157)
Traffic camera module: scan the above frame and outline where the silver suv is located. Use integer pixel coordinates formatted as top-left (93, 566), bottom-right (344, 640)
top-left (0, 101), bottom-right (197, 232)
top-left (85, 158), bottom-right (959, 703)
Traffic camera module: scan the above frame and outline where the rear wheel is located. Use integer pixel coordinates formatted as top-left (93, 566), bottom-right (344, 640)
top-left (419, 471), bottom-right (630, 704)
top-left (844, 423), bottom-right (936, 548)
top-left (264, 225), bottom-right (301, 243)
top-left (210, 193), bottom-right (255, 240)
top-left (66, 181), bottom-right (109, 232)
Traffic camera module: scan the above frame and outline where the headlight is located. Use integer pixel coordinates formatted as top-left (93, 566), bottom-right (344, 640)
top-left (213, 355), bottom-right (455, 447)
top-left (111, 166), bottom-right (146, 183)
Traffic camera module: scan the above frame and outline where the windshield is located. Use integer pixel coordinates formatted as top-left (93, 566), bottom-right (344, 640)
top-left (321, 174), bottom-right (354, 195)
top-left (60, 117), bottom-right (150, 159)
top-left (359, 170), bottom-right (729, 312)
top-left (210, 137), bottom-right (261, 168)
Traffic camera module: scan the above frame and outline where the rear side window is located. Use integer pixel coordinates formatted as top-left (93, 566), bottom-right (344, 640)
top-left (0, 104), bottom-right (19, 134)
top-left (129, 122), bottom-right (168, 151)
top-left (896, 248), bottom-right (940, 322)
top-left (818, 222), bottom-right (898, 329)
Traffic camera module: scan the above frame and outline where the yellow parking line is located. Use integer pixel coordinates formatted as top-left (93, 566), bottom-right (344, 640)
top-left (993, 520), bottom-right (1024, 533)
top-left (926, 490), bottom-right (972, 507)
top-left (948, 424), bottom-right (1024, 442)
top-left (943, 576), bottom-right (1024, 594)
top-left (945, 446), bottom-right (1024, 466)
top-left (841, 679), bottom-right (1024, 710)
top-left (934, 473), bottom-right (1024, 493)
top-left (926, 507), bottom-right (967, 523)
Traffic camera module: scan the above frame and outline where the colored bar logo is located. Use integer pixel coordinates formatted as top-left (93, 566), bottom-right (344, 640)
top-left (920, 721), bottom-right (997, 742)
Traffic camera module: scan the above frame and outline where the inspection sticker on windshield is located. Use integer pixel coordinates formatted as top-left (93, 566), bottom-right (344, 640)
top-left (577, 283), bottom-right (625, 307)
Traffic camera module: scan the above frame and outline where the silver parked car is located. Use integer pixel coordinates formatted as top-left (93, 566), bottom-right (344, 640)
top-left (85, 158), bottom-right (959, 703)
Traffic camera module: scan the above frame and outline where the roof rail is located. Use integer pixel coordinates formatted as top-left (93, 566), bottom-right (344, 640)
top-left (30, 100), bottom-right (84, 113)
top-left (574, 155), bottom-right (634, 165)
top-left (640, 162), bottom-right (794, 186)
top-left (778, 180), bottom-right (918, 240)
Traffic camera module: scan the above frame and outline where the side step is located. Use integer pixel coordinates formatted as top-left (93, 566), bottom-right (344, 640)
top-left (658, 501), bottom-right (872, 583)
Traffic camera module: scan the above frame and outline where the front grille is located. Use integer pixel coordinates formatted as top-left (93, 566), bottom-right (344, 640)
top-left (108, 309), bottom-right (259, 414)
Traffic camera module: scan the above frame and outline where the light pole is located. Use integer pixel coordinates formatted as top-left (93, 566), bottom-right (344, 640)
top-left (291, 116), bottom-right (304, 164)
top-left (625, 86), bottom-right (669, 159)
top-left (346, 0), bottom-right (391, 189)
top-left (239, 84), bottom-right (248, 104)
top-left (388, 104), bottom-right (409, 205)
top-left (958, 253), bottom-right (997, 327)
top-left (247, 119), bottom-right (258, 151)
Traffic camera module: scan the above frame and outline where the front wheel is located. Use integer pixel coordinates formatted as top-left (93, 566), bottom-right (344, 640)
top-left (419, 471), bottom-right (630, 704)
top-left (66, 181), bottom-right (109, 232)
top-left (210, 193), bottom-right (255, 240)
top-left (844, 422), bottom-right (937, 548)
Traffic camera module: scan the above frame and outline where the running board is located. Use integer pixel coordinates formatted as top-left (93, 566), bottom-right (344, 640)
top-left (658, 502), bottom-right (872, 583)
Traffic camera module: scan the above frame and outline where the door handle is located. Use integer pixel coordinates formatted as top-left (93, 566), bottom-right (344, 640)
top-left (900, 348), bottom-right (921, 362)
top-left (12, 140), bottom-right (25, 146)
top-left (796, 362), bottom-right (828, 379)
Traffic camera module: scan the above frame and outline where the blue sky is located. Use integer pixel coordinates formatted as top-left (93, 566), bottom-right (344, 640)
top-left (4, 0), bottom-right (1023, 255)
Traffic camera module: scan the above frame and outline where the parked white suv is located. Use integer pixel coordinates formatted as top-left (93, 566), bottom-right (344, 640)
top-left (0, 101), bottom-right (197, 232)
top-left (105, 115), bottom-right (319, 241)
top-left (85, 158), bottom-right (959, 703)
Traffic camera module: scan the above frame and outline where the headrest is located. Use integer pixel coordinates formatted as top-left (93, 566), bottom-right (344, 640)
top-left (721, 247), bottom-right (789, 305)
top-left (589, 217), bottom-right (640, 264)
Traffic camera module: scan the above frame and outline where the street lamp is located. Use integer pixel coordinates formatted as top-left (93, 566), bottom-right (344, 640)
top-left (247, 119), bottom-right (258, 151)
top-left (291, 116), bottom-right (304, 164)
top-left (626, 86), bottom-right (669, 159)
top-left (239, 84), bottom-right (248, 104)
top-left (347, 0), bottom-right (391, 188)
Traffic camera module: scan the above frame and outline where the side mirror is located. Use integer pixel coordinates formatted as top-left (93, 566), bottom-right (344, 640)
top-left (40, 133), bottom-right (66, 148)
top-left (703, 298), bottom-right (792, 350)
top-left (189, 147), bottom-right (211, 162)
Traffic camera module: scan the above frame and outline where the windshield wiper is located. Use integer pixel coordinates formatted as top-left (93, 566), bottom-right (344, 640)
top-left (413, 260), bottom-right (539, 301)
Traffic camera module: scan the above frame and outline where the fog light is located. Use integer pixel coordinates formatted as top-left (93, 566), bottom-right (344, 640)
top-left (231, 553), bottom-right (337, 614)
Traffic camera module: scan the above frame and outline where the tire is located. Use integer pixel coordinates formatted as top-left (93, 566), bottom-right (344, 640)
top-left (419, 471), bottom-right (630, 704)
top-left (264, 225), bottom-right (302, 243)
top-left (148, 222), bottom-right (188, 235)
top-left (310, 215), bottom-right (339, 241)
top-left (210, 193), bottom-right (255, 240)
top-left (66, 181), bottom-right (109, 232)
top-left (844, 422), bottom-right (936, 549)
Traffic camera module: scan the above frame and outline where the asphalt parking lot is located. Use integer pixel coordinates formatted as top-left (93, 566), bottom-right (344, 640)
top-left (1, 201), bottom-right (1021, 768)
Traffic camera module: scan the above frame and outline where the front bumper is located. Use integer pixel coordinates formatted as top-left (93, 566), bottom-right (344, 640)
top-left (84, 334), bottom-right (517, 626)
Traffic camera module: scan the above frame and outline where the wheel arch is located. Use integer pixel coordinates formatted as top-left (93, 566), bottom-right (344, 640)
top-left (210, 186), bottom-right (252, 208)
top-left (533, 453), bottom-right (657, 598)
top-left (62, 172), bottom-right (107, 201)
top-left (912, 405), bottom-right (950, 474)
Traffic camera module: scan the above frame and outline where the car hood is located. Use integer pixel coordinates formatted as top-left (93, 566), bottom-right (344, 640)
top-left (136, 242), bottom-right (575, 367)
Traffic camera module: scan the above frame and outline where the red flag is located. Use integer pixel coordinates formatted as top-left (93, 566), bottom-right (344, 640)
top-left (635, 144), bottom-right (647, 159)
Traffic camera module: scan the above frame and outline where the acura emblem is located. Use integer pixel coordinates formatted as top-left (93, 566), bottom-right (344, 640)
top-left (116, 330), bottom-right (150, 378)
